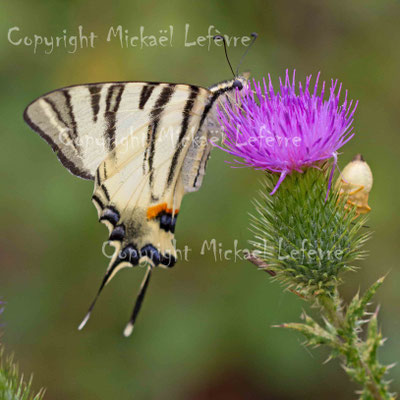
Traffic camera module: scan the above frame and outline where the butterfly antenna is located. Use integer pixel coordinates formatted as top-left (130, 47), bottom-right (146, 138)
top-left (123, 266), bottom-right (153, 337)
top-left (213, 35), bottom-right (236, 79)
top-left (236, 32), bottom-right (258, 76)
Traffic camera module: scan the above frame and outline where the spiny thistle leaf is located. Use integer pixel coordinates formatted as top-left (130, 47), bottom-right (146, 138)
top-left (277, 312), bottom-right (339, 348)
top-left (344, 277), bottom-right (385, 337)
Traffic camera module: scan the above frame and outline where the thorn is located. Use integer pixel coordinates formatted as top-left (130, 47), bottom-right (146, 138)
top-left (378, 275), bottom-right (387, 284)
top-left (373, 304), bottom-right (381, 317)
top-left (272, 324), bottom-right (287, 328)
top-left (386, 362), bottom-right (397, 370)
top-left (323, 355), bottom-right (333, 364)
top-left (289, 288), bottom-right (307, 299)
top-left (363, 312), bottom-right (374, 316)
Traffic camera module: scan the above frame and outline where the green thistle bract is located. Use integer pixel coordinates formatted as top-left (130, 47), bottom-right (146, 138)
top-left (250, 166), bottom-right (370, 296)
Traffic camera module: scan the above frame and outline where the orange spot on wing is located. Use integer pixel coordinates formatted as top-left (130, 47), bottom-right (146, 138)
top-left (166, 207), bottom-right (179, 216)
top-left (147, 203), bottom-right (179, 219)
top-left (147, 203), bottom-right (167, 219)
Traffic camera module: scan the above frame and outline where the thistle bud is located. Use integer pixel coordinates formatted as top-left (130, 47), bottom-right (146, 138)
top-left (336, 154), bottom-right (373, 215)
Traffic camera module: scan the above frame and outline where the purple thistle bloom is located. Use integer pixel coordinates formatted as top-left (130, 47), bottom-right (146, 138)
top-left (215, 70), bottom-right (358, 195)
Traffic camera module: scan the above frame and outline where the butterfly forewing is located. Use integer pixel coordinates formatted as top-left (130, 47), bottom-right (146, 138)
top-left (24, 82), bottom-right (199, 179)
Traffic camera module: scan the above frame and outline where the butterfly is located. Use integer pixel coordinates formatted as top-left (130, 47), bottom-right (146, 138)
top-left (23, 75), bottom-right (247, 335)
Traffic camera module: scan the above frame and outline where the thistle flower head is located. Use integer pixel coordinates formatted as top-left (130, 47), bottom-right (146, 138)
top-left (250, 168), bottom-right (370, 296)
top-left (216, 70), bottom-right (358, 194)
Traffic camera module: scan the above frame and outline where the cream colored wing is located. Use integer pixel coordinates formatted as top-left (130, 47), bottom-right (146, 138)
top-left (78, 84), bottom-right (211, 333)
top-left (25, 77), bottom-right (246, 335)
top-left (23, 81), bottom-right (202, 180)
top-left (182, 76), bottom-right (248, 192)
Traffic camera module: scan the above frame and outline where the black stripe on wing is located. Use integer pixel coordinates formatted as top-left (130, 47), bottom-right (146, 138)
top-left (23, 107), bottom-right (93, 180)
top-left (197, 85), bottom-right (234, 132)
top-left (189, 81), bottom-right (243, 189)
top-left (88, 85), bottom-right (102, 122)
top-left (42, 97), bottom-right (80, 152)
top-left (63, 90), bottom-right (79, 141)
top-left (104, 84), bottom-right (125, 151)
top-left (144, 84), bottom-right (176, 192)
top-left (92, 194), bottom-right (104, 210)
top-left (193, 149), bottom-right (211, 188)
top-left (166, 85), bottom-right (200, 188)
top-left (139, 84), bottom-right (156, 109)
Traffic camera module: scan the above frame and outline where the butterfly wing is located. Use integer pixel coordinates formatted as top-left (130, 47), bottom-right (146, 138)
top-left (92, 84), bottom-right (210, 269)
top-left (74, 83), bottom-right (212, 333)
top-left (24, 77), bottom-right (246, 334)
top-left (182, 78), bottom-right (247, 192)
top-left (23, 81), bottom-right (191, 180)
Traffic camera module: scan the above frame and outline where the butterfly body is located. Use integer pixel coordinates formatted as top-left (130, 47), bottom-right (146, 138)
top-left (24, 76), bottom-right (246, 334)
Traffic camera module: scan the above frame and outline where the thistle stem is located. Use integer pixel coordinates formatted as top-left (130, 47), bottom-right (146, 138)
top-left (360, 359), bottom-right (385, 400)
top-left (246, 253), bottom-right (393, 400)
top-left (317, 293), bottom-right (344, 327)
top-left (318, 295), bottom-right (390, 400)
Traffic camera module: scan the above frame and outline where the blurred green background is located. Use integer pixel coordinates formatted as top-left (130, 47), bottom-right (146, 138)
top-left (1, 0), bottom-right (399, 399)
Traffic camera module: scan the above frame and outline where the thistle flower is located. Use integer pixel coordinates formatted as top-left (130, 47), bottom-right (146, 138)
top-left (216, 70), bottom-right (358, 195)
top-left (214, 71), bottom-right (367, 294)
top-left (214, 71), bottom-right (393, 399)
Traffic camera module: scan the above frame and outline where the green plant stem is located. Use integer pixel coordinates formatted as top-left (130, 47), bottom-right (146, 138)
top-left (247, 254), bottom-right (393, 400)
top-left (317, 294), bottom-right (390, 400)
top-left (317, 293), bottom-right (344, 327)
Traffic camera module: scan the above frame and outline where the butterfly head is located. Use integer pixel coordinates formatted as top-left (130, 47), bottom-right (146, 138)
top-left (232, 72), bottom-right (251, 91)
top-left (232, 79), bottom-right (243, 90)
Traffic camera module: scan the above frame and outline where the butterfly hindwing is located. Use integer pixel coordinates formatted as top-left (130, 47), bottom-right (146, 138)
top-left (97, 83), bottom-right (209, 256)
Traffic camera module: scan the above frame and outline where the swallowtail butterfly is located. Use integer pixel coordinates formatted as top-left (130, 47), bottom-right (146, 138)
top-left (23, 75), bottom-right (247, 335)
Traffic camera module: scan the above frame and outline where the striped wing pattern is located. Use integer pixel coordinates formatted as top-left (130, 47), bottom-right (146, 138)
top-left (23, 77), bottom-right (246, 334)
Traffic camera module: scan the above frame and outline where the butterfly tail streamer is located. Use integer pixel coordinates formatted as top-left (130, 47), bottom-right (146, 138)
top-left (77, 275), bottom-right (108, 331)
top-left (77, 257), bottom-right (123, 331)
top-left (123, 266), bottom-right (153, 337)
